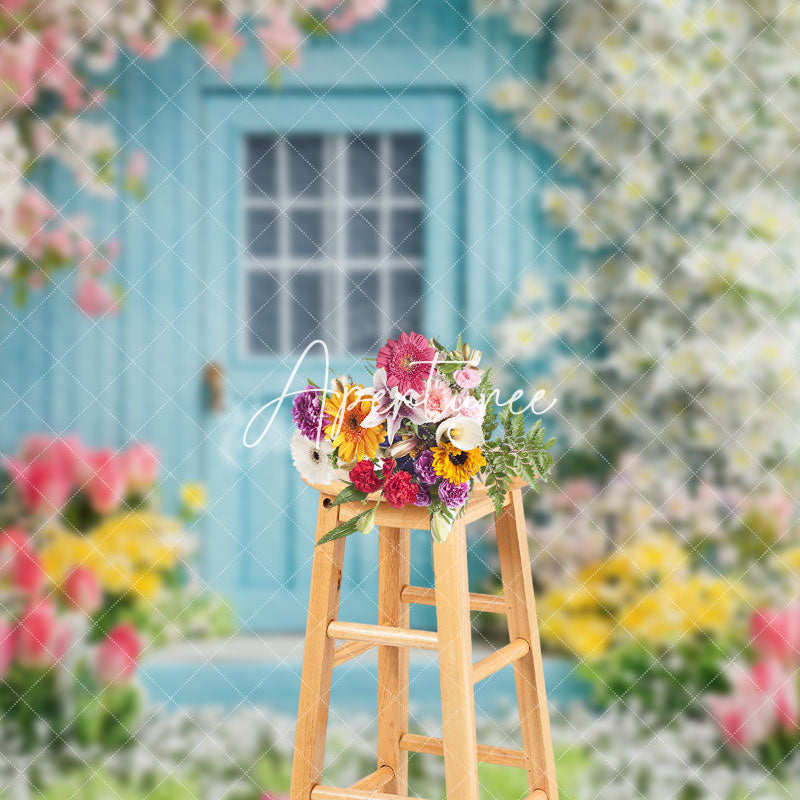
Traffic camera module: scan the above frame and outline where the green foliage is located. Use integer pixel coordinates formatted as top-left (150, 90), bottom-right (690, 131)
top-left (482, 407), bottom-right (556, 515)
top-left (578, 638), bottom-right (732, 725)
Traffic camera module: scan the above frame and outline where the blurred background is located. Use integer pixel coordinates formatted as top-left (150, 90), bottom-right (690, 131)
top-left (1, 0), bottom-right (799, 797)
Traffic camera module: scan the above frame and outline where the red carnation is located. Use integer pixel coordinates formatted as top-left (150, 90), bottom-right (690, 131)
top-left (349, 459), bottom-right (383, 493)
top-left (381, 458), bottom-right (396, 479)
top-left (383, 470), bottom-right (417, 509)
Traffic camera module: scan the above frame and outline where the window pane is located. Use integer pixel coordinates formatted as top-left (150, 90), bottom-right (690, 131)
top-left (390, 269), bottom-right (422, 335)
top-left (391, 209), bottom-right (422, 257)
top-left (347, 272), bottom-right (379, 353)
top-left (347, 135), bottom-right (380, 197)
top-left (245, 136), bottom-right (278, 198)
top-left (346, 209), bottom-right (379, 257)
top-left (288, 135), bottom-right (323, 197)
top-left (289, 209), bottom-right (323, 258)
top-left (289, 272), bottom-right (324, 350)
top-left (246, 271), bottom-right (279, 353)
top-left (391, 134), bottom-right (423, 197)
top-left (246, 209), bottom-right (279, 258)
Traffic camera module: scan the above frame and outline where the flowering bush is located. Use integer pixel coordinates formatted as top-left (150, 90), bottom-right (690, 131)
top-left (0, 1), bottom-right (384, 314)
top-left (0, 433), bottom-right (228, 754)
top-left (289, 332), bottom-right (555, 543)
top-left (489, 0), bottom-right (800, 492)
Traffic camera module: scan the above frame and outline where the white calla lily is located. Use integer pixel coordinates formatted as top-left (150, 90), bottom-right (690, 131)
top-left (435, 415), bottom-right (484, 450)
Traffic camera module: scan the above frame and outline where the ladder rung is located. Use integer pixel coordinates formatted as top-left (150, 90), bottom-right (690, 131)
top-left (399, 733), bottom-right (528, 769)
top-left (332, 640), bottom-right (375, 667)
top-left (311, 787), bottom-right (429, 800)
top-left (350, 765), bottom-right (394, 791)
top-left (327, 620), bottom-right (439, 650)
top-left (400, 585), bottom-right (507, 614)
top-left (472, 637), bottom-right (530, 684)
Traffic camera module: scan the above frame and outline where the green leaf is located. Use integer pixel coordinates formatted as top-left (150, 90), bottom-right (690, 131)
top-left (330, 483), bottom-right (369, 506)
top-left (316, 508), bottom-right (374, 545)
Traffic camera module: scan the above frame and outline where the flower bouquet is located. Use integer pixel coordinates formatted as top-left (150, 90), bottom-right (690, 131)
top-left (290, 332), bottom-right (556, 544)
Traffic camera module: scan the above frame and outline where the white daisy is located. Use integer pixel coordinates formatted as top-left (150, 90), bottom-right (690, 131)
top-left (290, 429), bottom-right (336, 485)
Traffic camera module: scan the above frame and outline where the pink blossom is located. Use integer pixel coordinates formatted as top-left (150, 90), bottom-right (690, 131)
top-left (126, 150), bottom-right (148, 182)
top-left (63, 567), bottom-right (102, 615)
top-left (85, 449), bottom-right (126, 514)
top-left (0, 36), bottom-right (38, 107)
top-left (751, 606), bottom-right (800, 663)
top-left (95, 623), bottom-right (141, 685)
top-left (0, 617), bottom-right (13, 681)
top-left (45, 227), bottom-right (74, 261)
top-left (257, 10), bottom-right (303, 69)
top-left (454, 368), bottom-right (481, 389)
top-left (329, 0), bottom-right (387, 31)
top-left (420, 377), bottom-right (454, 423)
top-left (120, 443), bottom-right (159, 493)
top-left (452, 392), bottom-right (486, 424)
top-left (15, 599), bottom-right (69, 667)
top-left (76, 278), bottom-right (119, 316)
top-left (0, 0), bottom-right (27, 15)
top-left (15, 189), bottom-right (55, 236)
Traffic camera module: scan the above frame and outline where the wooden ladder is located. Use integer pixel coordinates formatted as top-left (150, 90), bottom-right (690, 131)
top-left (289, 479), bottom-right (558, 800)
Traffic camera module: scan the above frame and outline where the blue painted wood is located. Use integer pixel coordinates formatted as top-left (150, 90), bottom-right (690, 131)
top-left (140, 655), bottom-right (588, 717)
top-left (0, 0), bottom-right (558, 649)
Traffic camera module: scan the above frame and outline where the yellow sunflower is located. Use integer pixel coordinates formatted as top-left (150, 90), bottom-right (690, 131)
top-left (431, 442), bottom-right (486, 484)
top-left (324, 385), bottom-right (384, 462)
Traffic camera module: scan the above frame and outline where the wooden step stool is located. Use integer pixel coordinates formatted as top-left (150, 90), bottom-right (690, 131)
top-left (290, 477), bottom-right (558, 800)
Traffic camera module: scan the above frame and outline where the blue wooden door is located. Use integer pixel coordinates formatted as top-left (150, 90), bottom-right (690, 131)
top-left (200, 92), bottom-right (463, 631)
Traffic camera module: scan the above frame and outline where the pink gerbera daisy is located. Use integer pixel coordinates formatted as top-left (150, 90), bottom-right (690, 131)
top-left (376, 332), bottom-right (436, 395)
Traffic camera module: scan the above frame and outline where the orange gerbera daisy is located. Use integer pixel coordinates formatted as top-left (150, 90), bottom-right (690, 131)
top-left (324, 385), bottom-right (385, 463)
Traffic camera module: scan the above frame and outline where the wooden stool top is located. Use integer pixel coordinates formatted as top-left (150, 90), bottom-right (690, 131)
top-left (303, 476), bottom-right (527, 530)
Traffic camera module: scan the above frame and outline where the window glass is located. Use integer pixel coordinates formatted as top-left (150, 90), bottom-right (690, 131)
top-left (243, 134), bottom-right (425, 356)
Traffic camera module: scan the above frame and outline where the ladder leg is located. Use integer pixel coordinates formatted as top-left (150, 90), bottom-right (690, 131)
top-left (432, 518), bottom-right (480, 800)
top-left (495, 489), bottom-right (559, 800)
top-left (290, 496), bottom-right (346, 800)
top-left (377, 526), bottom-right (411, 794)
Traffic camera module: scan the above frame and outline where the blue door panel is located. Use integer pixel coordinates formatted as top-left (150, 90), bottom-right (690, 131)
top-left (201, 91), bottom-right (464, 631)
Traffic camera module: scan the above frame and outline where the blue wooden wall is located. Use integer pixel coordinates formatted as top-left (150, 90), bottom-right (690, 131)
top-left (0, 0), bottom-right (553, 633)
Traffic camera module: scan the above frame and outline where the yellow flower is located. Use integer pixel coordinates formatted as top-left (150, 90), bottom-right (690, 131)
top-left (131, 571), bottom-right (162, 600)
top-left (430, 443), bottom-right (486, 484)
top-left (324, 385), bottom-right (384, 462)
top-left (181, 483), bottom-right (207, 514)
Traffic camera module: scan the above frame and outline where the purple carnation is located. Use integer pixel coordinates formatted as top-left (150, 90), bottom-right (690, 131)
top-left (414, 450), bottom-right (437, 485)
top-left (292, 385), bottom-right (329, 441)
top-left (413, 484), bottom-right (432, 507)
top-left (438, 479), bottom-right (470, 509)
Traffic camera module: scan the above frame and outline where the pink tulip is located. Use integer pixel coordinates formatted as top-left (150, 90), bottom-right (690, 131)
top-left (5, 455), bottom-right (72, 512)
top-left (15, 599), bottom-right (69, 668)
top-left (76, 277), bottom-right (119, 316)
top-left (13, 548), bottom-right (45, 597)
top-left (751, 606), bottom-right (800, 663)
top-left (95, 623), bottom-right (141, 685)
top-left (0, 527), bottom-right (29, 576)
top-left (63, 567), bottom-right (102, 615)
top-left (85, 449), bottom-right (126, 513)
top-left (120, 443), bottom-right (159, 493)
top-left (20, 433), bottom-right (90, 485)
top-left (708, 661), bottom-right (799, 748)
top-left (0, 617), bottom-right (13, 680)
